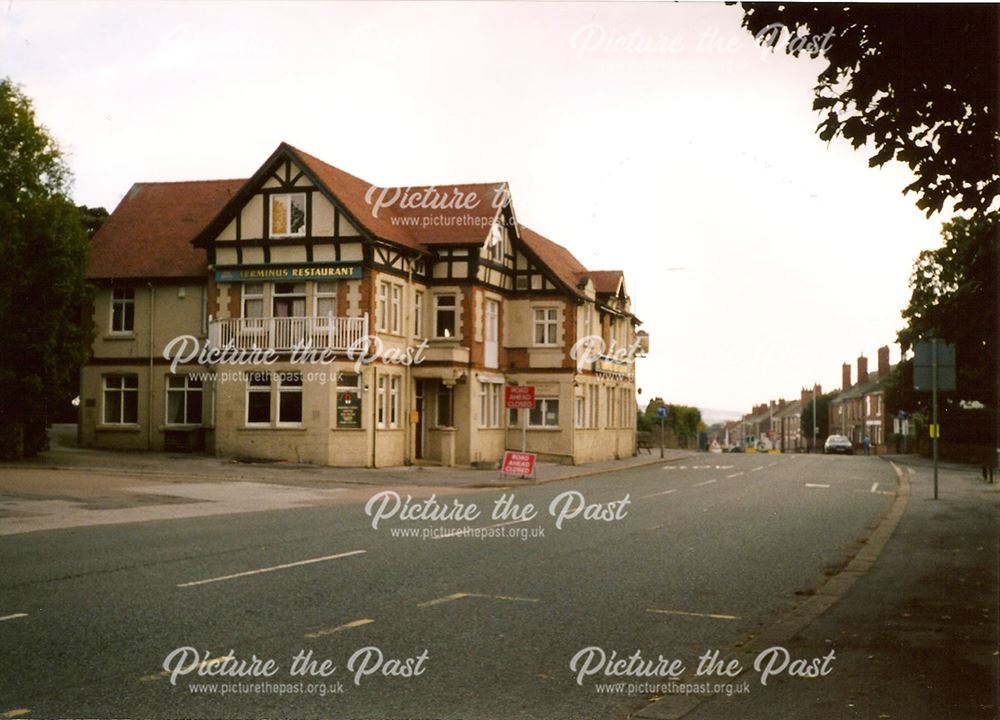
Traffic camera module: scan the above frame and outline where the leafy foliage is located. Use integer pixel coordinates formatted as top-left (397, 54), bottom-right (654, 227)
top-left (799, 391), bottom-right (834, 443)
top-left (0, 78), bottom-right (91, 458)
top-left (738, 4), bottom-right (999, 220)
top-left (897, 212), bottom-right (997, 407)
top-left (638, 398), bottom-right (702, 439)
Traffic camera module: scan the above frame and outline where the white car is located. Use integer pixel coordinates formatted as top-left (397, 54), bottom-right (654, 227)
top-left (824, 435), bottom-right (854, 455)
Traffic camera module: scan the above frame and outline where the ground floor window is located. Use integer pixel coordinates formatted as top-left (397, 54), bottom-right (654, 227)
top-left (166, 375), bottom-right (203, 425)
top-left (479, 381), bottom-right (503, 428)
top-left (529, 398), bottom-right (559, 428)
top-left (377, 375), bottom-right (402, 428)
top-left (278, 372), bottom-right (303, 424)
top-left (103, 374), bottom-right (138, 424)
top-left (246, 372), bottom-right (272, 425)
top-left (575, 396), bottom-right (585, 428)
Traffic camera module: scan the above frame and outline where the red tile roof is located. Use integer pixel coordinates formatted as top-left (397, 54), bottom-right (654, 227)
top-left (588, 270), bottom-right (624, 295)
top-left (518, 225), bottom-right (590, 298)
top-left (89, 145), bottom-right (633, 311)
top-left (87, 180), bottom-right (245, 280)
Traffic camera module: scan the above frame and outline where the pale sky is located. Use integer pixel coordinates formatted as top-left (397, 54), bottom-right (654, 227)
top-left (2, 1), bottom-right (945, 417)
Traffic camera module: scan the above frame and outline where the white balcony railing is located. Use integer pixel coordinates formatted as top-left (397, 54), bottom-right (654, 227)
top-left (208, 314), bottom-right (369, 352)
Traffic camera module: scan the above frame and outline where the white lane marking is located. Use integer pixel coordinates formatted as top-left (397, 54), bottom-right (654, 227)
top-left (663, 465), bottom-right (686, 470)
top-left (907, 467), bottom-right (916, 476)
top-left (417, 592), bottom-right (538, 608)
top-left (648, 524), bottom-right (665, 530)
top-left (694, 479), bottom-right (717, 487)
top-left (726, 472), bottom-right (744, 478)
top-left (431, 518), bottom-right (529, 540)
top-left (647, 608), bottom-right (739, 621)
top-left (0, 613), bottom-right (28, 622)
top-left (870, 482), bottom-right (879, 493)
top-left (177, 549), bottom-right (366, 587)
top-left (805, 483), bottom-right (830, 488)
top-left (640, 488), bottom-right (678, 499)
top-left (0, 709), bottom-right (31, 718)
top-left (751, 466), bottom-right (764, 472)
top-left (305, 618), bottom-right (374, 639)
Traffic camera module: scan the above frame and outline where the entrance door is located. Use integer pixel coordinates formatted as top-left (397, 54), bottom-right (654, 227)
top-left (415, 380), bottom-right (426, 460)
top-left (484, 299), bottom-right (499, 369)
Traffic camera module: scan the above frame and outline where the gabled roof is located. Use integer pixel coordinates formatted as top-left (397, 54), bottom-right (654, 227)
top-left (87, 179), bottom-right (245, 280)
top-left (89, 144), bottom-right (638, 315)
top-left (587, 270), bottom-right (625, 295)
top-left (774, 399), bottom-right (803, 419)
top-left (835, 366), bottom-right (896, 401)
top-left (517, 225), bottom-right (590, 298)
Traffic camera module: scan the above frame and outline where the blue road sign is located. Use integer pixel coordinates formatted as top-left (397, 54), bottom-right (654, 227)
top-left (656, 407), bottom-right (668, 418)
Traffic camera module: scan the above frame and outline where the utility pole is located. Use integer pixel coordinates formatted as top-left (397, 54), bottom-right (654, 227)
top-left (932, 338), bottom-right (939, 500)
top-left (812, 385), bottom-right (817, 453)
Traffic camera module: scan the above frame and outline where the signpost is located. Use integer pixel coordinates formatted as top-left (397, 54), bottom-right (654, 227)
top-left (504, 385), bottom-right (536, 479)
top-left (914, 339), bottom-right (957, 499)
top-left (656, 405), bottom-right (668, 459)
top-left (505, 385), bottom-right (536, 452)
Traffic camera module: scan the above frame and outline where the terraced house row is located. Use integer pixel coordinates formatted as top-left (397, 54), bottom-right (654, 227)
top-left (82, 143), bottom-right (647, 467)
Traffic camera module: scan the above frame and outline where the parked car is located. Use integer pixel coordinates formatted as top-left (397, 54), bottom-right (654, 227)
top-left (728, 445), bottom-right (745, 453)
top-left (824, 435), bottom-right (854, 455)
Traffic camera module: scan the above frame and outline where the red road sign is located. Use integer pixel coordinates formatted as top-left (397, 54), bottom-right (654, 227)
top-left (505, 385), bottom-right (536, 410)
top-left (502, 451), bottom-right (536, 477)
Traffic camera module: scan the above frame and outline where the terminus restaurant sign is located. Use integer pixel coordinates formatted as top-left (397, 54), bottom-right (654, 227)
top-left (215, 263), bottom-right (362, 283)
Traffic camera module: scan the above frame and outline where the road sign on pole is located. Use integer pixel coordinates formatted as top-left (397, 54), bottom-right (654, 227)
top-left (914, 339), bottom-right (956, 499)
top-left (657, 405), bottom-right (668, 458)
top-left (506, 386), bottom-right (536, 453)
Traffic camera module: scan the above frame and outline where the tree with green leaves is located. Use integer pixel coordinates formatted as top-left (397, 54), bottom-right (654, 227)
top-left (897, 211), bottom-right (997, 408)
top-left (799, 391), bottom-right (834, 448)
top-left (738, 4), bottom-right (998, 221)
top-left (0, 78), bottom-right (91, 458)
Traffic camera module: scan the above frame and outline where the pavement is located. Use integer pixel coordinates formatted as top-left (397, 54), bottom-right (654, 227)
top-left (636, 454), bottom-right (1000, 720)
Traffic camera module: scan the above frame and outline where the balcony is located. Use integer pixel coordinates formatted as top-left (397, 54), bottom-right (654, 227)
top-left (208, 315), bottom-right (369, 352)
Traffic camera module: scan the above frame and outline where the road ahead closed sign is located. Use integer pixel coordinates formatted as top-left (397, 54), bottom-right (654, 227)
top-left (505, 386), bottom-right (536, 410)
top-left (502, 451), bottom-right (536, 477)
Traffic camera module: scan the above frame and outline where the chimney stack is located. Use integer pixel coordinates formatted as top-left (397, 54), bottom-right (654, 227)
top-left (878, 345), bottom-right (890, 377)
top-left (842, 363), bottom-right (851, 391)
top-left (857, 354), bottom-right (869, 385)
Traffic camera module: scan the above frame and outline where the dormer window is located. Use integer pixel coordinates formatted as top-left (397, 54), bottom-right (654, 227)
top-left (485, 223), bottom-right (504, 263)
top-left (270, 193), bottom-right (306, 237)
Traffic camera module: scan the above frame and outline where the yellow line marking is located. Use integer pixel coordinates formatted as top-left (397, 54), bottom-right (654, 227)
top-left (177, 550), bottom-right (366, 587)
top-left (647, 608), bottom-right (739, 621)
top-left (640, 489), bottom-right (678, 499)
top-left (1, 710), bottom-right (30, 719)
top-left (304, 618), bottom-right (374, 639)
top-left (417, 592), bottom-right (539, 607)
top-left (139, 653), bottom-right (234, 683)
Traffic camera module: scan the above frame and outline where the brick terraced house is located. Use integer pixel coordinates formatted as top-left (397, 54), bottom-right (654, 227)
top-left (81, 143), bottom-right (646, 467)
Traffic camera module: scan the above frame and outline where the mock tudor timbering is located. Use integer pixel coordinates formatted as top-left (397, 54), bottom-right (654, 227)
top-left (80, 143), bottom-right (645, 467)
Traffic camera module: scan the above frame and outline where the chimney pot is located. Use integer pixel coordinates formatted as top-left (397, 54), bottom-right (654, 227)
top-left (878, 345), bottom-right (890, 377)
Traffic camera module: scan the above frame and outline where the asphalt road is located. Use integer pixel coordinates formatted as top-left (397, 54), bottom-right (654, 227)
top-left (0, 453), bottom-right (895, 720)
